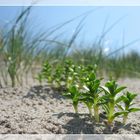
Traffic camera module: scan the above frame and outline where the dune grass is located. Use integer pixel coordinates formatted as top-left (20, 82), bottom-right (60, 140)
top-left (0, 7), bottom-right (140, 87)
top-left (0, 7), bottom-right (54, 87)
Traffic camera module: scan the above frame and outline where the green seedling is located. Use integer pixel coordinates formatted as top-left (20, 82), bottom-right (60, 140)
top-left (36, 73), bottom-right (44, 85)
top-left (63, 85), bottom-right (81, 113)
top-left (101, 80), bottom-right (126, 125)
top-left (63, 60), bottom-right (76, 87)
top-left (81, 72), bottom-right (102, 122)
top-left (51, 59), bottom-right (74, 88)
top-left (41, 61), bottom-right (51, 79)
top-left (79, 87), bottom-right (93, 116)
top-left (76, 64), bottom-right (98, 89)
top-left (52, 65), bottom-right (64, 88)
top-left (39, 61), bottom-right (53, 85)
top-left (117, 91), bottom-right (140, 124)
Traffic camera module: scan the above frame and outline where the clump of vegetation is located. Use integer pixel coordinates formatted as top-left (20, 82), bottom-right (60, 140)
top-left (38, 59), bottom-right (140, 126)
top-left (0, 7), bottom-right (59, 87)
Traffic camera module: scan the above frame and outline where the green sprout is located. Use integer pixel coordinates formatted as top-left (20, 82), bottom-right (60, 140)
top-left (101, 80), bottom-right (127, 125)
top-left (37, 61), bottom-right (52, 85)
top-left (81, 72), bottom-right (102, 122)
top-left (63, 85), bottom-right (81, 113)
top-left (117, 91), bottom-right (140, 124)
top-left (35, 73), bottom-right (44, 85)
top-left (52, 65), bottom-right (64, 88)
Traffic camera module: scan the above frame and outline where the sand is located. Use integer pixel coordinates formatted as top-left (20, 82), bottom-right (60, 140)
top-left (0, 78), bottom-right (140, 134)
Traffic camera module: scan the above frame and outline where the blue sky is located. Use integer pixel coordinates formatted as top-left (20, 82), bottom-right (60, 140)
top-left (0, 6), bottom-right (140, 53)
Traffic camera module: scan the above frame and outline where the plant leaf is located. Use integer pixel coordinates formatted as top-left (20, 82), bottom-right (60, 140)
top-left (100, 86), bottom-right (110, 94)
top-left (115, 95), bottom-right (125, 103)
top-left (115, 86), bottom-right (126, 94)
top-left (128, 108), bottom-right (140, 112)
top-left (112, 111), bottom-right (127, 119)
top-left (116, 103), bottom-right (124, 111)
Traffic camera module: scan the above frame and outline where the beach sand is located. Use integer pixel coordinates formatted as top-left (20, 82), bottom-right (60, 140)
top-left (0, 78), bottom-right (140, 134)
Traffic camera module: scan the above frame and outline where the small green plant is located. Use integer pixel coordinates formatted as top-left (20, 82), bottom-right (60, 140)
top-left (117, 91), bottom-right (140, 124)
top-left (50, 65), bottom-right (64, 88)
top-left (62, 59), bottom-right (81, 89)
top-left (101, 80), bottom-right (127, 125)
top-left (63, 85), bottom-right (81, 113)
top-left (36, 73), bottom-right (44, 85)
top-left (81, 73), bottom-right (102, 122)
top-left (38, 61), bottom-right (52, 84)
top-left (80, 91), bottom-right (93, 116)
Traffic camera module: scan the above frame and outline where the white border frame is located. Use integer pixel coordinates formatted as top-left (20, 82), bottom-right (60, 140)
top-left (0, 0), bottom-right (140, 6)
top-left (0, 0), bottom-right (139, 138)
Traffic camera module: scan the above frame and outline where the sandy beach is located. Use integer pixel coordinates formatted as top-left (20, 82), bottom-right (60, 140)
top-left (0, 78), bottom-right (140, 134)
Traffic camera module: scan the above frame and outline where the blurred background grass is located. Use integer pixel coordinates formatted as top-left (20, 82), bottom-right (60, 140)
top-left (0, 7), bottom-right (140, 87)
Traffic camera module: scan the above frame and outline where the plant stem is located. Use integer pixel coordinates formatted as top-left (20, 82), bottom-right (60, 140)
top-left (73, 102), bottom-right (78, 113)
top-left (107, 118), bottom-right (113, 126)
top-left (94, 105), bottom-right (99, 122)
top-left (85, 103), bottom-right (93, 116)
top-left (107, 102), bottom-right (115, 125)
top-left (88, 107), bottom-right (92, 116)
top-left (123, 114), bottom-right (128, 124)
top-left (11, 77), bottom-right (15, 87)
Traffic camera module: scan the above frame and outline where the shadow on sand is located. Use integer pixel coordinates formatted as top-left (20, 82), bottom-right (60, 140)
top-left (57, 112), bottom-right (132, 134)
top-left (23, 85), bottom-right (65, 100)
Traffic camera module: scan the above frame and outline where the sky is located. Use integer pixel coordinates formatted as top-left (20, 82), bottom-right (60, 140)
top-left (0, 6), bottom-right (140, 53)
